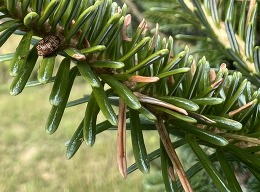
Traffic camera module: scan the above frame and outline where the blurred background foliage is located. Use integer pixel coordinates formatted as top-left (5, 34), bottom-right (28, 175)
top-left (127, 0), bottom-right (260, 68)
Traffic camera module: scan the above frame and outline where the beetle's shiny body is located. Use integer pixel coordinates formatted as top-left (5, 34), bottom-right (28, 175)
top-left (36, 35), bottom-right (60, 56)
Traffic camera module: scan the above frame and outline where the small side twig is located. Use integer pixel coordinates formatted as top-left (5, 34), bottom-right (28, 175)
top-left (220, 133), bottom-right (260, 145)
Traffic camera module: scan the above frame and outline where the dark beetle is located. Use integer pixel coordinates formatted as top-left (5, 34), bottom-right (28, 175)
top-left (36, 35), bottom-right (60, 57)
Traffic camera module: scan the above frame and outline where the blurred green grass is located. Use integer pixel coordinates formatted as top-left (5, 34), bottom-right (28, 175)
top-left (0, 81), bottom-right (159, 192)
top-left (0, 34), bottom-right (162, 192)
